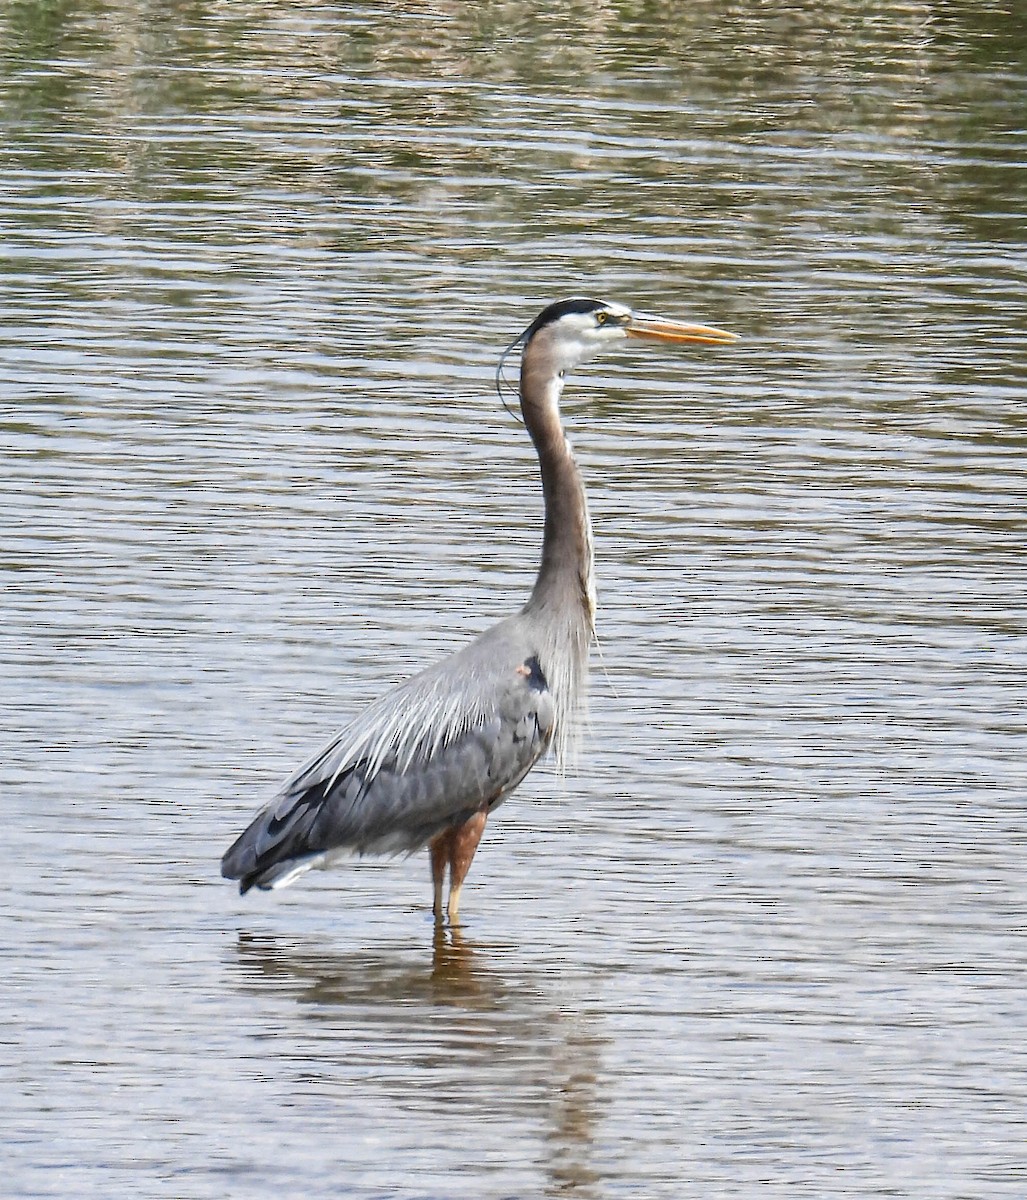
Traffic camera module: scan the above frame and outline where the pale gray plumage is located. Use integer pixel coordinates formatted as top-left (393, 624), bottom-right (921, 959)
top-left (220, 297), bottom-right (736, 917)
top-left (223, 616), bottom-right (554, 892)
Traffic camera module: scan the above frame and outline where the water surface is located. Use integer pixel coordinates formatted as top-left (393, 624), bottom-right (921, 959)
top-left (3, 3), bottom-right (1026, 1197)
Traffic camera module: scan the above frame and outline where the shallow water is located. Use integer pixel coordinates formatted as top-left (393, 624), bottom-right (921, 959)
top-left (3, 3), bottom-right (1026, 1197)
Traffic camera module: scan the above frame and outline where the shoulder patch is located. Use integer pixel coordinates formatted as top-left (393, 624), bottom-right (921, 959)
top-left (516, 655), bottom-right (548, 693)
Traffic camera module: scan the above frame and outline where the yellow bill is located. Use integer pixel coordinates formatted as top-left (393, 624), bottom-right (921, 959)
top-left (626, 315), bottom-right (738, 346)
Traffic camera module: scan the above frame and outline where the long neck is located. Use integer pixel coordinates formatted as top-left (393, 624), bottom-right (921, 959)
top-left (517, 341), bottom-right (595, 770)
top-left (520, 350), bottom-right (595, 627)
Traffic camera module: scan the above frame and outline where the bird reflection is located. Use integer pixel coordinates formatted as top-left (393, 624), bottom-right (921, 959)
top-left (427, 922), bottom-right (487, 999)
top-left (229, 928), bottom-right (605, 1196)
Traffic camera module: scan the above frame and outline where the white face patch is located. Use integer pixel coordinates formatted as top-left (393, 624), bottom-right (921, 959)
top-left (541, 304), bottom-right (633, 374)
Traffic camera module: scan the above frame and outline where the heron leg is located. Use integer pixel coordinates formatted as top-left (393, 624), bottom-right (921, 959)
top-left (446, 810), bottom-right (487, 924)
top-left (429, 833), bottom-right (450, 923)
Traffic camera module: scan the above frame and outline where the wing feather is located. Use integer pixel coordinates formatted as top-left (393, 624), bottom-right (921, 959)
top-left (221, 619), bottom-right (555, 892)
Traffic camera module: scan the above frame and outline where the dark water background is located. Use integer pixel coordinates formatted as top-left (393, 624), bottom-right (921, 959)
top-left (3, 3), bottom-right (1025, 1197)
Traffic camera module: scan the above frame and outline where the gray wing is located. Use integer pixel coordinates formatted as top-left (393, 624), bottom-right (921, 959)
top-left (221, 619), bottom-right (554, 893)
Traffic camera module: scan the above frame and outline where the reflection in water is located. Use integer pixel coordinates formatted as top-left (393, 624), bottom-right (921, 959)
top-left (230, 928), bottom-right (604, 1197)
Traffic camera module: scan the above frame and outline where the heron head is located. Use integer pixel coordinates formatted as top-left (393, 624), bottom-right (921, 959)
top-left (513, 297), bottom-right (737, 376)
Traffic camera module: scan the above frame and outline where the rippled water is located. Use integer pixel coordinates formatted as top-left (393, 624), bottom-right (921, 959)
top-left (3, 3), bottom-right (1026, 1198)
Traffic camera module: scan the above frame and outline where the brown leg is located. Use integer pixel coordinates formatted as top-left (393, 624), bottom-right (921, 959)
top-left (446, 810), bottom-right (487, 924)
top-left (429, 831), bottom-right (451, 923)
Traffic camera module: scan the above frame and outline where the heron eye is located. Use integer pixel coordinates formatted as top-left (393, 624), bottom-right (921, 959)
top-left (596, 311), bottom-right (608, 325)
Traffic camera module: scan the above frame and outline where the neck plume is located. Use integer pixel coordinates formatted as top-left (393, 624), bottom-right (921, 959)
top-left (518, 339), bottom-right (595, 769)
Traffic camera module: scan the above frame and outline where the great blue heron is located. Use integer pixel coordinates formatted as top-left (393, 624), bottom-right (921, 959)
top-left (221, 297), bottom-right (736, 921)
